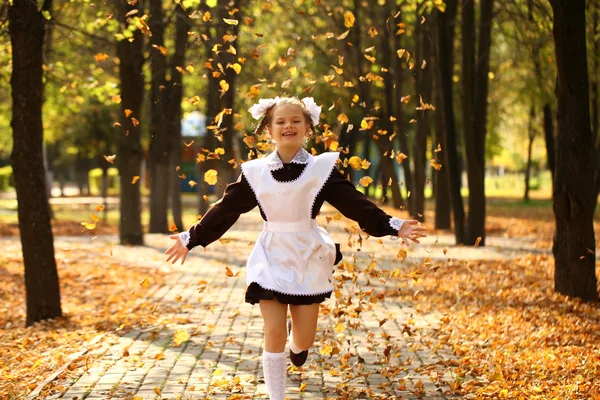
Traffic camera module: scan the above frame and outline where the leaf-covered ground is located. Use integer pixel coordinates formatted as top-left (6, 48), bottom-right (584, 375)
top-left (0, 241), bottom-right (168, 399)
top-left (1, 199), bottom-right (599, 399)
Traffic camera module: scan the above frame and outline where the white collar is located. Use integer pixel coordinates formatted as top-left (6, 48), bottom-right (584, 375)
top-left (266, 147), bottom-right (311, 171)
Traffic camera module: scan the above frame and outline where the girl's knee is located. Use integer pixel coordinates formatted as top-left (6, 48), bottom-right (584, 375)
top-left (264, 325), bottom-right (287, 346)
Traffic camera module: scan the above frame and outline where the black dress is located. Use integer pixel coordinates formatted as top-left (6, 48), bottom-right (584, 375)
top-left (183, 162), bottom-right (400, 305)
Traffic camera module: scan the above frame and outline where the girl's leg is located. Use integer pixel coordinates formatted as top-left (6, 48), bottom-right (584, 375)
top-left (259, 299), bottom-right (288, 400)
top-left (289, 303), bottom-right (320, 352)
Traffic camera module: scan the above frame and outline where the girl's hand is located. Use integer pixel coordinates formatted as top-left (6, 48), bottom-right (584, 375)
top-left (165, 235), bottom-right (190, 265)
top-left (397, 220), bottom-right (427, 246)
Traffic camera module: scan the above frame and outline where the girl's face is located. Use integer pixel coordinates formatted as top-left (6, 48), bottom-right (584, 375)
top-left (267, 104), bottom-right (311, 151)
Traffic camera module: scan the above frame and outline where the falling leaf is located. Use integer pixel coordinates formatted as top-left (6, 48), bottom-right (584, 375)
top-left (401, 95), bottom-right (411, 104)
top-left (230, 63), bottom-right (242, 74)
top-left (338, 113), bottom-right (349, 123)
top-left (184, 140), bottom-right (194, 147)
top-left (344, 10), bottom-right (355, 27)
top-left (337, 29), bottom-right (350, 40)
top-left (359, 176), bottom-right (373, 187)
top-left (153, 387), bottom-right (161, 396)
top-left (225, 266), bottom-right (234, 277)
top-left (204, 169), bottom-right (218, 185)
top-left (223, 18), bottom-right (238, 25)
top-left (430, 159), bottom-right (442, 171)
top-left (367, 26), bottom-right (378, 37)
top-left (152, 44), bottom-right (167, 56)
top-left (203, 11), bottom-right (211, 21)
top-left (104, 155), bottom-right (116, 164)
top-left (131, 117), bottom-right (139, 127)
top-left (396, 153), bottom-right (408, 164)
top-left (131, 176), bottom-right (140, 184)
top-left (140, 277), bottom-right (150, 288)
top-left (219, 80), bottom-right (229, 97)
top-left (474, 237), bottom-right (482, 247)
top-left (94, 53), bottom-right (109, 62)
top-left (421, 60), bottom-right (427, 69)
top-left (112, 94), bottom-right (121, 103)
top-left (300, 382), bottom-right (307, 392)
top-left (80, 221), bottom-right (96, 230)
top-left (188, 180), bottom-right (197, 188)
top-left (124, 109), bottom-right (133, 118)
top-left (434, 143), bottom-right (442, 152)
top-left (348, 156), bottom-right (362, 170)
top-left (169, 222), bottom-right (177, 232)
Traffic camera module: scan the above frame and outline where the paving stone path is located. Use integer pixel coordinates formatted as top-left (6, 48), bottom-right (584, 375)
top-left (29, 208), bottom-right (547, 400)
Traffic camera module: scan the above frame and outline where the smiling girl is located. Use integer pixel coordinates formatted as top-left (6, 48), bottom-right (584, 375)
top-left (165, 96), bottom-right (426, 400)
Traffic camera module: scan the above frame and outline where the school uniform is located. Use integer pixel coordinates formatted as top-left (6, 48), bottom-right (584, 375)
top-left (179, 147), bottom-right (404, 305)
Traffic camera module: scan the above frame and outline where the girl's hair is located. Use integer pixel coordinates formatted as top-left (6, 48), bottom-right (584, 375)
top-left (253, 96), bottom-right (316, 137)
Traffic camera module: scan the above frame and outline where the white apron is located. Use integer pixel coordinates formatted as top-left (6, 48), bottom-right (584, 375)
top-left (241, 150), bottom-right (339, 296)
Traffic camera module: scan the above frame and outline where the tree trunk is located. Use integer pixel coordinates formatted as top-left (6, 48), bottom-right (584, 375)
top-left (392, 12), bottom-right (413, 213)
top-left (432, 12), bottom-right (451, 230)
top-left (542, 103), bottom-right (556, 183)
top-left (148, 0), bottom-right (170, 233)
top-left (9, 0), bottom-right (62, 326)
top-left (116, 0), bottom-right (144, 245)
top-left (218, 0), bottom-right (241, 194)
top-left (380, 0), bottom-right (404, 209)
top-left (413, 1), bottom-right (431, 223)
top-left (167, 3), bottom-right (190, 232)
top-left (524, 105), bottom-right (535, 202)
top-left (462, 0), bottom-right (493, 246)
top-left (549, 0), bottom-right (598, 301)
top-left (592, 3), bottom-right (600, 199)
top-left (436, 0), bottom-right (465, 242)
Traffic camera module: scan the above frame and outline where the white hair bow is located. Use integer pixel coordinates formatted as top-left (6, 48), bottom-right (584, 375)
top-left (247, 96), bottom-right (322, 125)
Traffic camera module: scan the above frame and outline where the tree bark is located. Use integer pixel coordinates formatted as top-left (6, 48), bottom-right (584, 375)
top-left (167, 3), bottom-right (190, 232)
top-left (413, 1), bottom-right (431, 223)
top-left (549, 0), bottom-right (598, 301)
top-left (542, 102), bottom-right (555, 183)
top-left (436, 0), bottom-right (465, 242)
top-left (116, 0), bottom-right (144, 245)
top-left (148, 0), bottom-right (170, 233)
top-left (9, 0), bottom-right (62, 326)
top-left (392, 8), bottom-right (413, 213)
top-left (524, 105), bottom-right (535, 202)
top-left (432, 11), bottom-right (451, 230)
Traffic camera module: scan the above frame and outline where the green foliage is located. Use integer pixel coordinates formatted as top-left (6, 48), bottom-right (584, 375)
top-left (0, 166), bottom-right (13, 191)
top-left (88, 167), bottom-right (119, 195)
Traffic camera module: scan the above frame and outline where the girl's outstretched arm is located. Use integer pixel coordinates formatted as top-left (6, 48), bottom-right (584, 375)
top-left (322, 167), bottom-right (426, 242)
top-left (165, 172), bottom-right (258, 264)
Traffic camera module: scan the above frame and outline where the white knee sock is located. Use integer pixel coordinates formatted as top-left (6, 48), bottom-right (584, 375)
top-left (262, 350), bottom-right (287, 400)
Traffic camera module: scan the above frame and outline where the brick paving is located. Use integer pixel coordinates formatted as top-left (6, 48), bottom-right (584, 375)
top-left (35, 208), bottom-right (545, 400)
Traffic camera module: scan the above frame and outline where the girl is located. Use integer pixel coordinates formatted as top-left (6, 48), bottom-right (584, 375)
top-left (165, 96), bottom-right (427, 400)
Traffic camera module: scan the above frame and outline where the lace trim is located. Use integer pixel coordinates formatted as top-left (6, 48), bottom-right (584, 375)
top-left (249, 281), bottom-right (333, 297)
top-left (266, 147), bottom-right (311, 171)
top-left (389, 217), bottom-right (404, 231)
top-left (310, 162), bottom-right (338, 219)
top-left (178, 231), bottom-right (190, 247)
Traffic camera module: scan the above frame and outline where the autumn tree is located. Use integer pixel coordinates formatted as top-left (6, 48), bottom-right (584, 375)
top-left (548, 0), bottom-right (598, 301)
top-left (116, 0), bottom-right (145, 245)
top-left (461, 0), bottom-right (494, 245)
top-left (148, 0), bottom-right (170, 233)
top-left (8, 0), bottom-right (62, 326)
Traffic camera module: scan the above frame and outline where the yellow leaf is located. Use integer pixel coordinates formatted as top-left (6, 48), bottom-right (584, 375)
top-left (231, 63), bottom-right (242, 74)
top-left (348, 156), bottom-right (362, 170)
top-left (336, 29), bottom-right (350, 40)
top-left (361, 159), bottom-right (371, 169)
top-left (153, 387), bottom-right (161, 396)
top-left (140, 277), bottom-right (150, 288)
top-left (131, 175), bottom-right (140, 184)
top-left (329, 141), bottom-right (339, 151)
top-left (334, 323), bottom-right (345, 333)
top-left (95, 204), bottom-right (104, 212)
top-left (90, 213), bottom-right (99, 222)
top-left (344, 10), bottom-right (355, 27)
top-left (80, 221), bottom-right (96, 230)
top-left (202, 11), bottom-right (211, 21)
top-left (320, 344), bottom-right (333, 356)
top-left (223, 18), bottom-right (238, 25)
top-left (332, 65), bottom-right (343, 74)
top-left (359, 176), bottom-right (373, 187)
top-left (111, 94), bottom-right (121, 104)
top-left (219, 80), bottom-right (229, 96)
top-left (338, 113), bottom-right (349, 123)
top-left (401, 95), bottom-right (411, 104)
top-left (95, 53), bottom-right (109, 62)
top-left (397, 49), bottom-right (406, 58)
top-left (188, 180), bottom-right (197, 188)
top-left (300, 382), bottom-right (307, 392)
top-left (169, 222), bottom-right (177, 232)
top-left (104, 154), bottom-right (116, 164)
top-left (430, 159), bottom-right (442, 171)
top-left (173, 329), bottom-right (190, 347)
top-left (204, 169), bottom-right (218, 185)
top-left (186, 65), bottom-right (194, 73)
top-left (396, 152), bottom-right (408, 164)
top-left (214, 147), bottom-right (225, 155)
top-left (225, 266), bottom-right (234, 277)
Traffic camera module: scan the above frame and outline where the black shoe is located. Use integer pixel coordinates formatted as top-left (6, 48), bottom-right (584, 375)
top-left (288, 320), bottom-right (309, 367)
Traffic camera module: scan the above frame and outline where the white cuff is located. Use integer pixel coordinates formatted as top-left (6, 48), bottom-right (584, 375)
top-left (389, 217), bottom-right (404, 231)
top-left (178, 231), bottom-right (191, 248)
